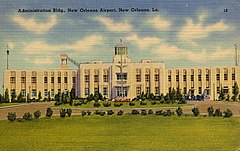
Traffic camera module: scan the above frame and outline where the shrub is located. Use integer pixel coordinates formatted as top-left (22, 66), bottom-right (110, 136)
top-left (107, 110), bottom-right (114, 115)
top-left (140, 101), bottom-right (147, 105)
top-left (192, 107), bottom-right (200, 117)
top-left (87, 111), bottom-right (91, 115)
top-left (163, 109), bottom-right (173, 116)
top-left (34, 110), bottom-right (41, 119)
top-left (151, 101), bottom-right (157, 105)
top-left (129, 101), bottom-right (135, 106)
top-left (66, 108), bottom-right (72, 117)
top-left (99, 111), bottom-right (105, 116)
top-left (207, 106), bottom-right (214, 116)
top-left (141, 109), bottom-right (147, 115)
top-left (103, 102), bottom-right (111, 107)
top-left (60, 108), bottom-right (66, 118)
top-left (114, 103), bottom-right (123, 107)
top-left (156, 110), bottom-right (163, 115)
top-left (81, 111), bottom-right (86, 117)
top-left (46, 108), bottom-right (53, 118)
top-left (176, 107), bottom-right (183, 116)
top-left (95, 110), bottom-right (101, 115)
top-left (23, 112), bottom-right (33, 120)
top-left (117, 110), bottom-right (124, 116)
top-left (214, 108), bottom-right (222, 117)
top-left (54, 102), bottom-right (61, 106)
top-left (7, 112), bottom-right (16, 122)
top-left (223, 109), bottom-right (233, 117)
top-left (132, 109), bottom-right (139, 115)
top-left (93, 102), bottom-right (101, 107)
top-left (148, 109), bottom-right (153, 114)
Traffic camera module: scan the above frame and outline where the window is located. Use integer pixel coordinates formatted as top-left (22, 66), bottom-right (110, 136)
top-left (72, 77), bottom-right (76, 83)
top-left (103, 75), bottom-right (108, 82)
top-left (224, 74), bottom-right (228, 81)
top-left (136, 86), bottom-right (141, 96)
top-left (44, 89), bottom-right (48, 97)
top-left (51, 89), bottom-right (54, 97)
top-left (223, 86), bottom-right (228, 94)
top-left (183, 87), bottom-right (187, 94)
top-left (206, 74), bottom-right (209, 81)
top-left (58, 89), bottom-right (61, 94)
top-left (58, 77), bottom-right (61, 83)
top-left (198, 75), bottom-right (201, 81)
top-left (94, 88), bottom-right (99, 94)
top-left (232, 74), bottom-right (235, 81)
top-left (155, 87), bottom-right (159, 95)
top-left (145, 87), bottom-right (150, 94)
top-left (85, 88), bottom-right (89, 95)
top-left (10, 89), bottom-right (16, 95)
top-left (32, 77), bottom-right (37, 83)
top-left (176, 75), bottom-right (179, 82)
top-left (116, 73), bottom-right (127, 80)
top-left (183, 75), bottom-right (186, 81)
top-left (10, 77), bottom-right (16, 83)
top-left (103, 87), bottom-right (108, 96)
top-left (136, 74), bottom-right (141, 82)
top-left (216, 74), bottom-right (220, 81)
top-left (155, 74), bottom-right (159, 82)
top-left (217, 87), bottom-right (220, 94)
top-left (21, 89), bottom-right (26, 97)
top-left (64, 77), bottom-right (68, 83)
top-left (168, 75), bottom-right (171, 82)
top-left (85, 75), bottom-right (89, 82)
top-left (145, 75), bottom-right (150, 82)
top-left (191, 75), bottom-right (194, 81)
top-left (94, 75), bottom-right (99, 82)
top-left (44, 77), bottom-right (48, 83)
top-left (198, 87), bottom-right (202, 94)
top-left (32, 89), bottom-right (37, 97)
top-left (116, 87), bottom-right (128, 97)
top-left (21, 77), bottom-right (26, 83)
top-left (51, 77), bottom-right (54, 83)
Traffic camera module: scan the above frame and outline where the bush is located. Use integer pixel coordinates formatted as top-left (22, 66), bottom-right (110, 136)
top-left (99, 111), bottom-right (105, 116)
top-left (93, 102), bottom-right (101, 107)
top-left (87, 111), bottom-right (91, 115)
top-left (23, 112), bottom-right (33, 120)
top-left (207, 106), bottom-right (214, 116)
top-left (132, 109), bottom-right (139, 115)
top-left (54, 102), bottom-right (61, 106)
top-left (114, 103), bottom-right (123, 107)
top-left (46, 108), bottom-right (53, 118)
top-left (107, 110), bottom-right (114, 115)
top-left (151, 101), bottom-right (157, 105)
top-left (223, 109), bottom-right (233, 117)
top-left (176, 107), bottom-right (183, 116)
top-left (66, 108), bottom-right (72, 117)
top-left (95, 110), bottom-right (101, 115)
top-left (141, 109), bottom-right (147, 115)
top-left (140, 101), bottom-right (147, 105)
top-left (7, 112), bottom-right (16, 122)
top-left (81, 111), bottom-right (86, 117)
top-left (117, 110), bottom-right (124, 116)
top-left (129, 101), bottom-right (135, 106)
top-left (163, 109), bottom-right (173, 116)
top-left (103, 102), bottom-right (111, 107)
top-left (192, 107), bottom-right (200, 117)
top-left (156, 110), bottom-right (163, 115)
top-left (60, 108), bottom-right (66, 118)
top-left (214, 108), bottom-right (222, 117)
top-left (148, 109), bottom-right (153, 114)
top-left (34, 110), bottom-right (41, 119)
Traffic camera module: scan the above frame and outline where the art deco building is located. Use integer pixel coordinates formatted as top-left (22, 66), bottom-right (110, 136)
top-left (3, 40), bottom-right (240, 101)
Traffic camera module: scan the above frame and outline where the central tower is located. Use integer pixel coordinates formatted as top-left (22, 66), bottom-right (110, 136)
top-left (113, 39), bottom-right (130, 63)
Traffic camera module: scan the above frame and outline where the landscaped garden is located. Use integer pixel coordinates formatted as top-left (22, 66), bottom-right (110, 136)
top-left (0, 115), bottom-right (239, 151)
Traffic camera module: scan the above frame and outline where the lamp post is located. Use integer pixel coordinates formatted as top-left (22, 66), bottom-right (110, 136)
top-left (6, 44), bottom-right (9, 69)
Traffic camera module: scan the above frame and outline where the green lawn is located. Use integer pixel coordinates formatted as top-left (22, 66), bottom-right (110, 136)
top-left (54, 101), bottom-right (191, 109)
top-left (0, 103), bottom-right (23, 107)
top-left (0, 115), bottom-right (239, 150)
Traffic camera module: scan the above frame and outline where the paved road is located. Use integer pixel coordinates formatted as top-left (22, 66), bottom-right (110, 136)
top-left (0, 102), bottom-right (55, 120)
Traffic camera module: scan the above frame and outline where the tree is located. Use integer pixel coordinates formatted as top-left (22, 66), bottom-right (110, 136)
top-left (192, 107), bottom-right (200, 117)
top-left (46, 108), bottom-right (53, 118)
top-left (0, 94), bottom-right (3, 103)
top-left (11, 92), bottom-right (16, 103)
top-left (232, 82), bottom-right (239, 101)
top-left (218, 87), bottom-right (224, 101)
top-left (4, 89), bottom-right (10, 103)
top-left (169, 88), bottom-right (176, 101)
top-left (176, 107), bottom-right (183, 116)
top-left (38, 91), bottom-right (42, 101)
top-left (27, 93), bottom-right (30, 103)
top-left (47, 91), bottom-right (51, 102)
top-left (207, 106), bottom-right (214, 116)
top-left (17, 92), bottom-right (24, 103)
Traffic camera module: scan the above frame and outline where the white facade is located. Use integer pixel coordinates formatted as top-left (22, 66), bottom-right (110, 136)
top-left (3, 40), bottom-right (240, 100)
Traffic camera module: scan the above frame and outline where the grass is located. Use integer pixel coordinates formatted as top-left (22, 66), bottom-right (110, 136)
top-left (0, 103), bottom-right (24, 107)
top-left (53, 101), bottom-right (191, 109)
top-left (0, 115), bottom-right (239, 151)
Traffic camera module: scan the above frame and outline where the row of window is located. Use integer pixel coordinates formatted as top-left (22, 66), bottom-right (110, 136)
top-left (84, 87), bottom-right (108, 96)
top-left (11, 89), bottom-right (68, 97)
top-left (10, 77), bottom-right (76, 84)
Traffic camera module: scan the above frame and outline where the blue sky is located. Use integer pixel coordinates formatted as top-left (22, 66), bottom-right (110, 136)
top-left (0, 0), bottom-right (240, 92)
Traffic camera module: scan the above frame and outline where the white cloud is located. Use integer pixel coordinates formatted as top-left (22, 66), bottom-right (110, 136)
top-left (32, 58), bottom-right (54, 65)
top-left (178, 13), bottom-right (230, 42)
top-left (95, 17), bottom-right (132, 32)
top-left (23, 35), bottom-right (104, 54)
top-left (147, 15), bottom-right (171, 29)
top-left (126, 34), bottom-right (161, 49)
top-left (12, 15), bottom-right (57, 34)
top-left (7, 42), bottom-right (14, 49)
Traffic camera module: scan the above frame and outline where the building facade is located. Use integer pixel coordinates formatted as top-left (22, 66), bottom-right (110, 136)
top-left (3, 40), bottom-right (240, 101)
